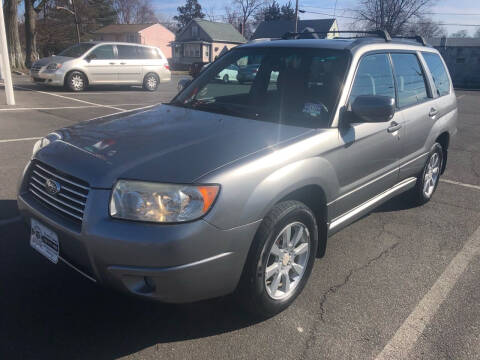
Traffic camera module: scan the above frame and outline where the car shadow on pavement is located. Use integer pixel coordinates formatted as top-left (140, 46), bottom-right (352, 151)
top-left (0, 221), bottom-right (261, 360)
top-left (0, 199), bottom-right (19, 220)
top-left (374, 192), bottom-right (420, 213)
top-left (15, 84), bottom-right (146, 93)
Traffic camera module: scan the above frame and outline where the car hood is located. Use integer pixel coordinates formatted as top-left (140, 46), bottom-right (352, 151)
top-left (36, 104), bottom-right (314, 188)
top-left (34, 56), bottom-right (73, 67)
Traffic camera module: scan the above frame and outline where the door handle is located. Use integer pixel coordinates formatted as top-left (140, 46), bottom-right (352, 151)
top-left (120, 62), bottom-right (127, 65)
top-left (429, 107), bottom-right (438, 117)
top-left (387, 121), bottom-right (402, 133)
top-left (109, 62), bottom-right (116, 65)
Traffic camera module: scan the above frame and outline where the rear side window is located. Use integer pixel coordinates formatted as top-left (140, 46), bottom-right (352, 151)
top-left (391, 53), bottom-right (429, 108)
top-left (349, 53), bottom-right (395, 103)
top-left (117, 45), bottom-right (138, 59)
top-left (137, 47), bottom-right (162, 59)
top-left (422, 52), bottom-right (450, 96)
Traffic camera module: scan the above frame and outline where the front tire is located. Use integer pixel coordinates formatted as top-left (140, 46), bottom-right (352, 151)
top-left (411, 143), bottom-right (443, 205)
top-left (66, 71), bottom-right (87, 92)
top-left (237, 201), bottom-right (318, 317)
top-left (223, 74), bottom-right (229, 83)
top-left (143, 73), bottom-right (159, 91)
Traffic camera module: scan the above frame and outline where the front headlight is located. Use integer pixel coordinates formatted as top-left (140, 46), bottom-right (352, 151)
top-left (110, 180), bottom-right (220, 223)
top-left (32, 132), bottom-right (61, 156)
top-left (46, 63), bottom-right (62, 71)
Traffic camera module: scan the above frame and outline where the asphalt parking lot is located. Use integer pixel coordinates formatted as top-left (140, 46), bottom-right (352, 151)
top-left (1, 77), bottom-right (480, 359)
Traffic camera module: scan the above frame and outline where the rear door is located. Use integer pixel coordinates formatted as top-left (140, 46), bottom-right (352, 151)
top-left (330, 53), bottom-right (402, 218)
top-left (84, 45), bottom-right (118, 84)
top-left (390, 52), bottom-right (435, 179)
top-left (116, 45), bottom-right (144, 84)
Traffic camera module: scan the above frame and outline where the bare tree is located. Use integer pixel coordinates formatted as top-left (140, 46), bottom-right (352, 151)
top-left (403, 17), bottom-right (446, 39)
top-left (114, 0), bottom-right (156, 24)
top-left (24, 0), bottom-right (48, 68)
top-left (3, 0), bottom-right (24, 69)
top-left (234, 0), bottom-right (266, 36)
top-left (450, 29), bottom-right (468, 38)
top-left (356, 0), bottom-right (435, 35)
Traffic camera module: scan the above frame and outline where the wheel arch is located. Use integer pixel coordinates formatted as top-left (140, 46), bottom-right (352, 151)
top-left (435, 132), bottom-right (450, 174)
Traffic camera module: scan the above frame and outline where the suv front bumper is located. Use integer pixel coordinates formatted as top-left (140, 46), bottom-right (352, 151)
top-left (18, 189), bottom-right (259, 303)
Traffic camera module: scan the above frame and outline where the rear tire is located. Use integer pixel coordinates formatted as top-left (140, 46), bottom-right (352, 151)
top-left (410, 143), bottom-right (443, 205)
top-left (236, 200), bottom-right (318, 318)
top-left (66, 71), bottom-right (87, 92)
top-left (143, 73), bottom-right (159, 91)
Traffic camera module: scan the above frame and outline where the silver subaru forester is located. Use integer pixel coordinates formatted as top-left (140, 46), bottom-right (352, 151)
top-left (30, 42), bottom-right (171, 92)
top-left (18, 32), bottom-right (457, 317)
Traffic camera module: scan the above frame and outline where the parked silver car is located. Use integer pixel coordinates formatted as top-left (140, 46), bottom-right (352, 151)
top-left (18, 33), bottom-right (457, 317)
top-left (30, 42), bottom-right (171, 92)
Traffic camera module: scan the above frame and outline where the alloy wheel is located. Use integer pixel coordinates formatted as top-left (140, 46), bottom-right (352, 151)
top-left (264, 222), bottom-right (310, 300)
top-left (71, 74), bottom-right (84, 91)
top-left (423, 152), bottom-right (440, 198)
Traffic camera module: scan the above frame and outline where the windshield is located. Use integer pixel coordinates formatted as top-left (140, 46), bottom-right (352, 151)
top-left (172, 47), bottom-right (350, 127)
top-left (58, 43), bottom-right (96, 58)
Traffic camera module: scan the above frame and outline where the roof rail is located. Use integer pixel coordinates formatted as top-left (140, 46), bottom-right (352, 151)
top-left (391, 35), bottom-right (427, 46)
top-left (281, 30), bottom-right (392, 42)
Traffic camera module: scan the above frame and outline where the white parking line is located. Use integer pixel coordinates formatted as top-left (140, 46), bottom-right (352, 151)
top-left (0, 103), bottom-right (149, 111)
top-left (374, 223), bottom-right (480, 360)
top-left (13, 85), bottom-right (126, 112)
top-left (456, 95), bottom-right (465, 99)
top-left (0, 137), bottom-right (41, 143)
top-left (440, 178), bottom-right (480, 191)
top-left (0, 216), bottom-right (22, 227)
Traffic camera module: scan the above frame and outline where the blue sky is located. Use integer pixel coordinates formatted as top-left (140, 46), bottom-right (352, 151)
top-left (152, 0), bottom-right (480, 36)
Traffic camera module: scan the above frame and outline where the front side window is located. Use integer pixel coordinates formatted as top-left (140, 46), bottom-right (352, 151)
top-left (422, 52), bottom-right (450, 96)
top-left (391, 53), bottom-right (429, 108)
top-left (89, 45), bottom-right (115, 60)
top-left (117, 45), bottom-right (138, 59)
top-left (172, 47), bottom-right (350, 128)
top-left (349, 53), bottom-right (395, 103)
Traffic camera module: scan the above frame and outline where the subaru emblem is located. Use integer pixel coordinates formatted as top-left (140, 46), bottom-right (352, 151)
top-left (45, 178), bottom-right (61, 195)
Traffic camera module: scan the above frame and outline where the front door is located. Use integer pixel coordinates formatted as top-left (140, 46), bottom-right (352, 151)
top-left (329, 53), bottom-right (402, 219)
top-left (84, 45), bottom-right (118, 84)
top-left (116, 45), bottom-right (144, 84)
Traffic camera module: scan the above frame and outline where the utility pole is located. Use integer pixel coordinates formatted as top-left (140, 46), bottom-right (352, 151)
top-left (0, 0), bottom-right (15, 105)
top-left (57, 0), bottom-right (80, 43)
top-left (294, 0), bottom-right (299, 33)
top-left (71, 0), bottom-right (80, 43)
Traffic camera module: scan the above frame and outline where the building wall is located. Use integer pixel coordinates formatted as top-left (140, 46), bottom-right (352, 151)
top-left (211, 42), bottom-right (238, 60)
top-left (139, 24), bottom-right (175, 59)
top-left (435, 46), bottom-right (480, 89)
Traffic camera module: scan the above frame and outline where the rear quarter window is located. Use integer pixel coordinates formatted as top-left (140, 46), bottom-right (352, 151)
top-left (422, 52), bottom-right (451, 96)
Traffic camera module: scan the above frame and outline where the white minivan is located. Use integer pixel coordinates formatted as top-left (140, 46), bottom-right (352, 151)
top-left (30, 42), bottom-right (171, 92)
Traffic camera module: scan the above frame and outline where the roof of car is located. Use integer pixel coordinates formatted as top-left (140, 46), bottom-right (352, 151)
top-left (240, 37), bottom-right (434, 53)
top-left (79, 41), bottom-right (157, 48)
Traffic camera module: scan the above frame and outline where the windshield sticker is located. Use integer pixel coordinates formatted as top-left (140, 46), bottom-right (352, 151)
top-left (302, 102), bottom-right (328, 117)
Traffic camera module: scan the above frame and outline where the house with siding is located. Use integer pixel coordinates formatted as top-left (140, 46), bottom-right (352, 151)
top-left (251, 19), bottom-right (338, 40)
top-left (93, 23), bottom-right (175, 59)
top-left (427, 37), bottom-right (480, 89)
top-left (170, 19), bottom-right (247, 68)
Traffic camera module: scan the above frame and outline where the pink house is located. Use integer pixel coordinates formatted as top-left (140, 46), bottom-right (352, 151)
top-left (93, 24), bottom-right (175, 59)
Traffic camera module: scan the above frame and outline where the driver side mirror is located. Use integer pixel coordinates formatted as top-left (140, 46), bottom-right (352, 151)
top-left (177, 78), bottom-right (192, 92)
top-left (85, 53), bottom-right (96, 62)
top-left (342, 95), bottom-right (395, 126)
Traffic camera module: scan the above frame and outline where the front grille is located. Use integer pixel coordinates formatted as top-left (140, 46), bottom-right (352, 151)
top-left (31, 64), bottom-right (42, 74)
top-left (28, 162), bottom-right (90, 224)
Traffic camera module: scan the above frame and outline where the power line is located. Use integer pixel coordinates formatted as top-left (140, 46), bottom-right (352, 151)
top-left (299, 9), bottom-right (480, 27)
top-left (302, 6), bottom-right (480, 16)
